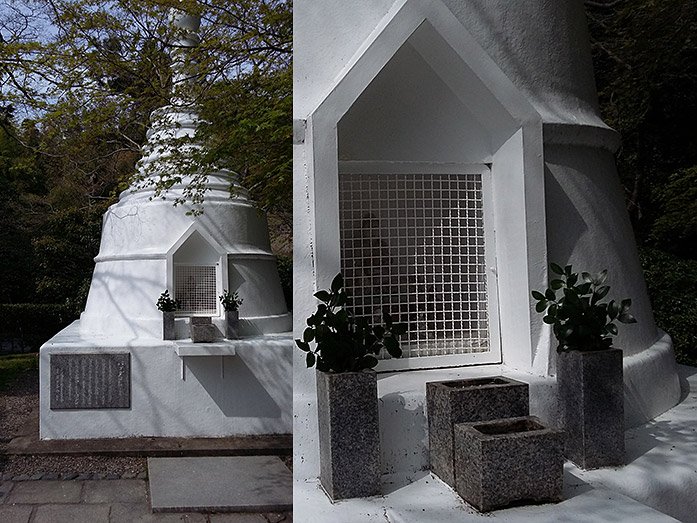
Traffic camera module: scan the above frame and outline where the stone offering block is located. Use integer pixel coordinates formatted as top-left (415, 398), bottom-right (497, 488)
top-left (454, 416), bottom-right (564, 512)
top-left (190, 316), bottom-right (217, 343)
top-left (50, 353), bottom-right (130, 409)
top-left (317, 370), bottom-right (380, 500)
top-left (427, 376), bottom-right (529, 487)
top-left (557, 348), bottom-right (624, 469)
top-left (163, 312), bottom-right (175, 340)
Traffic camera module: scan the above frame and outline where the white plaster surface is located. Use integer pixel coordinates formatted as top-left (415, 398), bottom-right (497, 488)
top-left (294, 365), bottom-right (697, 522)
top-left (40, 321), bottom-right (292, 439)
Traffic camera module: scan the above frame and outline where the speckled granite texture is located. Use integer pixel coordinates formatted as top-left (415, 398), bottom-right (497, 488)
top-left (557, 348), bottom-right (624, 469)
top-left (162, 312), bottom-right (175, 340)
top-left (426, 376), bottom-right (529, 486)
top-left (317, 370), bottom-right (380, 500)
top-left (454, 416), bottom-right (564, 512)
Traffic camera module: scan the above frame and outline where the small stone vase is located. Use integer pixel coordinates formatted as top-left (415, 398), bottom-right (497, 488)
top-left (226, 311), bottom-right (240, 339)
top-left (316, 369), bottom-right (381, 500)
top-left (162, 311), bottom-right (175, 340)
top-left (556, 348), bottom-right (624, 469)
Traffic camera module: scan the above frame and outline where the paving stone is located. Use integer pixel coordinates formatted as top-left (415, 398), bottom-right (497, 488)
top-left (148, 456), bottom-right (292, 513)
top-left (81, 479), bottom-right (147, 503)
top-left (42, 473), bottom-right (60, 481)
top-left (12, 475), bottom-right (30, 482)
top-left (7, 480), bottom-right (82, 504)
top-left (263, 513), bottom-right (290, 523)
top-left (75, 473), bottom-right (92, 481)
top-left (209, 513), bottom-right (267, 522)
top-left (60, 473), bottom-right (78, 480)
top-left (122, 471), bottom-right (137, 479)
top-left (1, 473), bottom-right (13, 481)
top-left (0, 504), bottom-right (33, 523)
top-left (32, 503), bottom-right (110, 523)
top-left (105, 473), bottom-right (121, 480)
top-left (137, 471), bottom-right (148, 479)
top-left (30, 473), bottom-right (45, 481)
top-left (109, 502), bottom-right (207, 522)
top-left (0, 481), bottom-right (13, 503)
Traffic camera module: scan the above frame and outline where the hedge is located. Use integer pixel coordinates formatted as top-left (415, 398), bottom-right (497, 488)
top-left (0, 303), bottom-right (78, 354)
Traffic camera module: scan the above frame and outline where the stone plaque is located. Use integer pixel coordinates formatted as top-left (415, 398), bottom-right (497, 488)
top-left (50, 353), bottom-right (130, 410)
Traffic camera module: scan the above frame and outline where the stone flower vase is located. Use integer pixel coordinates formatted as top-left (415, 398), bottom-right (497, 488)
top-left (226, 310), bottom-right (240, 339)
top-left (162, 311), bottom-right (175, 340)
top-left (426, 376), bottom-right (529, 487)
top-left (316, 369), bottom-right (381, 500)
top-left (556, 348), bottom-right (624, 469)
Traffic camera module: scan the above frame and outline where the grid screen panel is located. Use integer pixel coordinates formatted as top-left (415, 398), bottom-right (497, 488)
top-left (174, 265), bottom-right (218, 314)
top-left (339, 172), bottom-right (491, 359)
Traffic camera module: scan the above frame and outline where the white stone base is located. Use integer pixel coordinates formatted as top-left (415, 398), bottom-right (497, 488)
top-left (40, 321), bottom-right (292, 439)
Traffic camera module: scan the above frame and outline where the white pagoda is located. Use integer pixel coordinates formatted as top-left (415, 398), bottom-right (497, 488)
top-left (39, 12), bottom-right (292, 439)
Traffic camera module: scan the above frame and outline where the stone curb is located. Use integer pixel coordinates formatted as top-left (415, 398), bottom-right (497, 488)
top-left (0, 471), bottom-right (147, 481)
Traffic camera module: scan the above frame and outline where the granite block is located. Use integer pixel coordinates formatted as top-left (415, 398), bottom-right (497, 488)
top-left (454, 416), bottom-right (564, 512)
top-left (317, 370), bottom-right (380, 500)
top-left (191, 324), bottom-right (217, 343)
top-left (163, 311), bottom-right (176, 340)
top-left (427, 376), bottom-right (529, 487)
top-left (557, 349), bottom-right (624, 469)
top-left (191, 316), bottom-right (212, 325)
top-left (226, 312), bottom-right (240, 339)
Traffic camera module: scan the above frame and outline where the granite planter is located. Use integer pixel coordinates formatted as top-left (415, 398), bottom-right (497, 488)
top-left (162, 312), bottom-right (175, 340)
top-left (316, 369), bottom-right (381, 500)
top-left (426, 376), bottom-right (529, 487)
top-left (454, 416), bottom-right (564, 512)
top-left (190, 316), bottom-right (217, 343)
top-left (225, 311), bottom-right (240, 339)
top-left (556, 348), bottom-right (624, 469)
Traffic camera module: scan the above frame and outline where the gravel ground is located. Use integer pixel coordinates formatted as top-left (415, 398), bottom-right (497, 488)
top-left (0, 368), bottom-right (147, 479)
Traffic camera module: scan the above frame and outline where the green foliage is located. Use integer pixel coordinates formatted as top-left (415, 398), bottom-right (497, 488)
top-left (649, 166), bottom-right (697, 258)
top-left (532, 263), bottom-right (637, 353)
top-left (219, 289), bottom-right (242, 312)
top-left (295, 273), bottom-right (408, 373)
top-left (276, 254), bottom-right (291, 311)
top-left (0, 353), bottom-right (39, 391)
top-left (156, 290), bottom-right (178, 312)
top-left (639, 247), bottom-right (697, 366)
top-left (0, 304), bottom-right (76, 352)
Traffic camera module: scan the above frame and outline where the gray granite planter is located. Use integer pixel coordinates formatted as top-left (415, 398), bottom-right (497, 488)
top-left (163, 312), bottom-right (175, 340)
top-left (226, 311), bottom-right (240, 339)
top-left (427, 376), bottom-right (529, 487)
top-left (454, 416), bottom-right (564, 512)
top-left (190, 316), bottom-right (217, 343)
top-left (556, 348), bottom-right (624, 469)
top-left (316, 370), bottom-right (380, 500)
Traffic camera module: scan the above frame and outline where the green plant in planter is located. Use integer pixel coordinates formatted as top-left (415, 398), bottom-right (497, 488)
top-left (295, 273), bottom-right (408, 372)
top-left (156, 290), bottom-right (179, 312)
top-left (219, 290), bottom-right (243, 312)
top-left (531, 263), bottom-right (637, 352)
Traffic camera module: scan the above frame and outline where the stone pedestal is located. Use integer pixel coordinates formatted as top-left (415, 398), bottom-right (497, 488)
top-left (190, 316), bottom-right (217, 343)
top-left (163, 312), bottom-right (175, 340)
top-left (316, 370), bottom-right (380, 500)
top-left (427, 376), bottom-right (529, 486)
top-left (226, 312), bottom-right (240, 339)
top-left (557, 348), bottom-right (624, 469)
top-left (454, 416), bottom-right (564, 512)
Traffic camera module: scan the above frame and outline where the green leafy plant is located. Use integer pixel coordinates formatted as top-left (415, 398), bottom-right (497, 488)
top-left (532, 263), bottom-right (637, 352)
top-left (295, 273), bottom-right (408, 373)
top-left (219, 289), bottom-right (243, 312)
top-left (156, 290), bottom-right (179, 312)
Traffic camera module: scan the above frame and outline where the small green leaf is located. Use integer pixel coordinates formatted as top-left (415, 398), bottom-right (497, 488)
top-left (618, 313), bottom-right (637, 324)
top-left (535, 300), bottom-right (548, 313)
top-left (543, 315), bottom-right (555, 324)
top-left (314, 290), bottom-right (330, 302)
top-left (564, 264), bottom-right (573, 276)
top-left (595, 269), bottom-right (608, 285)
top-left (532, 290), bottom-right (546, 300)
top-left (383, 336), bottom-right (402, 358)
top-left (295, 340), bottom-right (310, 352)
top-left (303, 328), bottom-right (314, 343)
top-left (550, 263), bottom-right (565, 275)
top-left (306, 351), bottom-right (316, 368)
top-left (595, 286), bottom-right (610, 300)
top-left (545, 289), bottom-right (556, 300)
top-left (392, 323), bottom-right (408, 336)
top-left (606, 323), bottom-right (618, 335)
top-left (551, 279), bottom-right (564, 290)
top-left (331, 273), bottom-right (343, 292)
top-left (581, 272), bottom-right (592, 283)
top-left (621, 298), bottom-right (632, 311)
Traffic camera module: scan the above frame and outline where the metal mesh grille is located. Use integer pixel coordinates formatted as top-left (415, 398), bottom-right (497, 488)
top-left (174, 265), bottom-right (217, 314)
top-left (339, 172), bottom-right (491, 359)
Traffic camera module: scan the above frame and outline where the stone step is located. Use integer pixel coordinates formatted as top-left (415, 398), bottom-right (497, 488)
top-left (148, 456), bottom-right (292, 513)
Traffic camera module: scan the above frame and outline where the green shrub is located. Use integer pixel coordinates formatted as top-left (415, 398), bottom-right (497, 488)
top-left (0, 303), bottom-right (77, 353)
top-left (0, 353), bottom-right (39, 390)
top-left (639, 247), bottom-right (697, 366)
top-left (276, 254), bottom-right (292, 311)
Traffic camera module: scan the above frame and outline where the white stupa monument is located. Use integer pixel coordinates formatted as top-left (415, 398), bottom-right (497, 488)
top-left (39, 11), bottom-right (292, 439)
top-left (294, 0), bottom-right (682, 515)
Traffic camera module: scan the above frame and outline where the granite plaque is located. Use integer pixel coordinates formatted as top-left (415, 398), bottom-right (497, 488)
top-left (50, 353), bottom-right (131, 409)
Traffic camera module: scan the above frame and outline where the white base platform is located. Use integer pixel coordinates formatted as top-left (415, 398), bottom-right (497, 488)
top-left (293, 365), bottom-right (697, 522)
top-left (40, 321), bottom-right (293, 439)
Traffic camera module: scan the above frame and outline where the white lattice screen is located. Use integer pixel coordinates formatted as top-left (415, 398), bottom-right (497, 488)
top-left (174, 265), bottom-right (218, 314)
top-left (339, 172), bottom-right (492, 359)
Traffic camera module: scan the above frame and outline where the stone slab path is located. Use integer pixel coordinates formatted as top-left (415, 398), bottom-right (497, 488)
top-left (0, 478), bottom-right (292, 522)
top-left (148, 456), bottom-right (292, 514)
